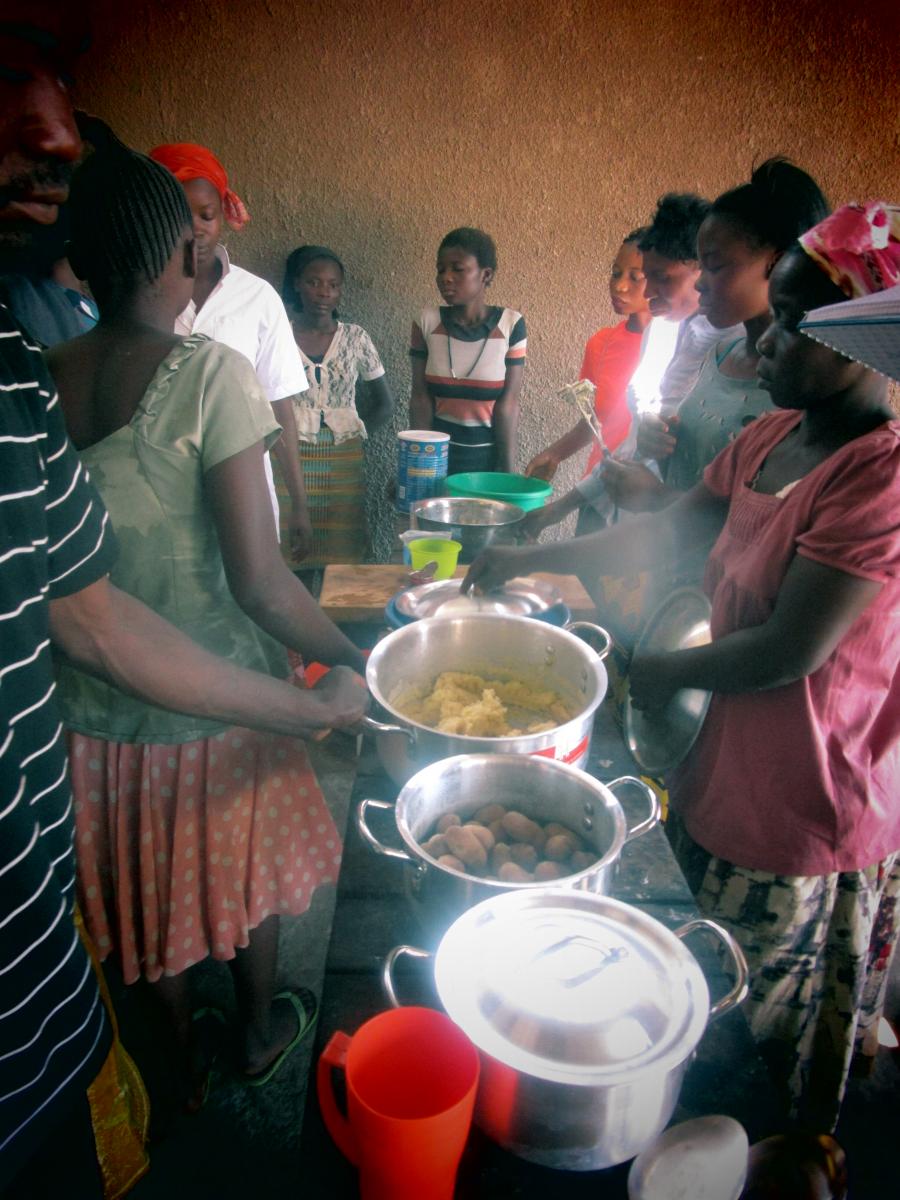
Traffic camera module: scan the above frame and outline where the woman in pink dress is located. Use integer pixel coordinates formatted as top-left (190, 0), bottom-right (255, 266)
top-left (464, 202), bottom-right (900, 1130)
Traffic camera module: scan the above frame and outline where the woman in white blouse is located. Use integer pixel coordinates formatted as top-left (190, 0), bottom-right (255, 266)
top-left (279, 245), bottom-right (393, 567)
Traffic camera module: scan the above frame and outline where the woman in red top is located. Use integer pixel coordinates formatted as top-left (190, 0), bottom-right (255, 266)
top-left (524, 228), bottom-right (650, 481)
top-left (464, 203), bottom-right (900, 1130)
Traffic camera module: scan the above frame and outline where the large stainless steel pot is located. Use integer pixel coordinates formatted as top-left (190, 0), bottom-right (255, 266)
top-left (357, 754), bottom-right (659, 933)
top-left (362, 614), bottom-right (611, 786)
top-left (410, 495), bottom-right (525, 562)
top-left (383, 889), bottom-right (748, 1172)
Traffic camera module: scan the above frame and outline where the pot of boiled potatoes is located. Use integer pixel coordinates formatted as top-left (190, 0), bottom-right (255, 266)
top-left (362, 613), bottom-right (612, 786)
top-left (356, 753), bottom-right (660, 932)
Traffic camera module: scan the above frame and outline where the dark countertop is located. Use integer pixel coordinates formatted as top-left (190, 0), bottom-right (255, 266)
top-left (298, 694), bottom-right (786, 1197)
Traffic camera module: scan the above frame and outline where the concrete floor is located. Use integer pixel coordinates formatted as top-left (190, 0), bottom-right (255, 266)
top-left (112, 732), bottom-right (900, 1199)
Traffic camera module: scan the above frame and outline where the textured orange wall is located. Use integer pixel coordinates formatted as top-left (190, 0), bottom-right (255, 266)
top-left (78, 0), bottom-right (900, 557)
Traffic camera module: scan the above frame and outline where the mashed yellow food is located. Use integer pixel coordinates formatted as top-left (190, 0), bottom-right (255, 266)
top-left (391, 671), bottom-right (575, 737)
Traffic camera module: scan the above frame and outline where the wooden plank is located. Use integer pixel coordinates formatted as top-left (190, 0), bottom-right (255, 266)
top-left (319, 563), bottom-right (596, 623)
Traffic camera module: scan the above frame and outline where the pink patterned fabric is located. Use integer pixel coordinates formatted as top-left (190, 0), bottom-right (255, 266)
top-left (69, 727), bottom-right (341, 984)
top-left (799, 202), bottom-right (900, 298)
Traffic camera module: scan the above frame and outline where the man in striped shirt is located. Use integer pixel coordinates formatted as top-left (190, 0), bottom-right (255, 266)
top-left (0, 8), bottom-right (368, 1191)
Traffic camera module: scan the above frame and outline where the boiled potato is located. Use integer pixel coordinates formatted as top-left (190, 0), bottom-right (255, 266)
top-left (444, 824), bottom-right (488, 869)
top-left (534, 860), bottom-right (569, 881)
top-left (422, 833), bottom-right (449, 858)
top-left (498, 861), bottom-right (533, 883)
top-left (544, 833), bottom-right (577, 863)
top-left (437, 854), bottom-right (465, 871)
top-left (502, 812), bottom-right (544, 846)
top-left (464, 823), bottom-right (495, 853)
top-left (437, 813), bottom-right (462, 834)
top-left (475, 803), bottom-right (507, 824)
top-left (508, 842), bottom-right (538, 871)
top-left (570, 850), bottom-right (596, 873)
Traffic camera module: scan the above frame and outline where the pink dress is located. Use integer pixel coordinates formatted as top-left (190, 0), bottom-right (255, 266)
top-left (673, 409), bottom-right (900, 876)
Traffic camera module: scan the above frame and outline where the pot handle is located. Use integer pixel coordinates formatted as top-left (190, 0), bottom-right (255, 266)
top-left (382, 944), bottom-right (433, 1009)
top-left (356, 799), bottom-right (413, 863)
top-left (673, 917), bottom-right (749, 1021)
top-left (360, 713), bottom-right (416, 741)
top-left (606, 776), bottom-right (661, 843)
top-left (563, 620), bottom-right (612, 662)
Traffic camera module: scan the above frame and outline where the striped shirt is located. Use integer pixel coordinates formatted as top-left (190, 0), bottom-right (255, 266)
top-left (0, 306), bottom-right (116, 1185)
top-left (410, 305), bottom-right (526, 447)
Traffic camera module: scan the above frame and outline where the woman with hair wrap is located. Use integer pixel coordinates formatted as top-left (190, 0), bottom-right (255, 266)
top-left (147, 142), bottom-right (314, 565)
top-left (465, 203), bottom-right (900, 1130)
top-left (46, 143), bottom-right (368, 1107)
top-left (278, 244), bottom-right (393, 568)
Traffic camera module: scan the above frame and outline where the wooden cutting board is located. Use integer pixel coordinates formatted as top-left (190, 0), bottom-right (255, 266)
top-left (319, 564), bottom-right (596, 623)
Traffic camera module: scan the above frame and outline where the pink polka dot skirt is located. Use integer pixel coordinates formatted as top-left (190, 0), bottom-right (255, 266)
top-left (68, 727), bottom-right (342, 984)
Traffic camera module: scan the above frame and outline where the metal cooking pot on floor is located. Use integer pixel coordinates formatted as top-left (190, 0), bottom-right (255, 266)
top-left (383, 888), bottom-right (748, 1172)
top-left (362, 614), bottom-right (611, 786)
top-left (357, 754), bottom-right (659, 933)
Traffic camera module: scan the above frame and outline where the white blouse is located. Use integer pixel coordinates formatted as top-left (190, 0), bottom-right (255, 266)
top-left (292, 321), bottom-right (386, 444)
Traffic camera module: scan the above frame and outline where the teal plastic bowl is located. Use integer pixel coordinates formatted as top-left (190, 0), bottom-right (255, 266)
top-left (445, 471), bottom-right (552, 512)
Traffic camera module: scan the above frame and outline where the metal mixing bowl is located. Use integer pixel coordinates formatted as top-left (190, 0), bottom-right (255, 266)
top-left (410, 496), bottom-right (525, 562)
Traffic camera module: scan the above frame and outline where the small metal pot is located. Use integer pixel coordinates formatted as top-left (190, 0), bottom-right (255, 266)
top-left (410, 496), bottom-right (525, 562)
top-left (357, 754), bottom-right (659, 933)
top-left (362, 614), bottom-right (611, 786)
top-left (383, 889), bottom-right (748, 1172)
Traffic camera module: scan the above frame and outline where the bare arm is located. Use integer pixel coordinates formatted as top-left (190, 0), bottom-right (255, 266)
top-left (630, 557), bottom-right (882, 706)
top-left (204, 439), bottom-right (367, 673)
top-left (409, 356), bottom-right (434, 429)
top-left (492, 362), bottom-right (525, 473)
top-left (463, 482), bottom-right (727, 601)
top-left (356, 375), bottom-right (394, 435)
top-left (525, 421), bottom-right (593, 480)
top-left (268, 396), bottom-right (313, 562)
top-left (49, 578), bottom-right (367, 737)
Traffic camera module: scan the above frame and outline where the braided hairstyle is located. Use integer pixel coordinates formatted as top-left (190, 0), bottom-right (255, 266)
top-left (67, 137), bottom-right (192, 291)
top-left (710, 158), bottom-right (829, 251)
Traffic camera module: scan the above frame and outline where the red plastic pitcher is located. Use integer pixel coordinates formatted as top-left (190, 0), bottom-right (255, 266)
top-left (317, 1006), bottom-right (479, 1200)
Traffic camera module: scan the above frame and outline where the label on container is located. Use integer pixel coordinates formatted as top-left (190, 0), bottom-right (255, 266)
top-left (531, 734), bottom-right (590, 767)
top-left (396, 430), bottom-right (450, 512)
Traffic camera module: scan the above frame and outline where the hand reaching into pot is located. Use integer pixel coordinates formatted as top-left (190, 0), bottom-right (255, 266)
top-left (462, 544), bottom-right (530, 595)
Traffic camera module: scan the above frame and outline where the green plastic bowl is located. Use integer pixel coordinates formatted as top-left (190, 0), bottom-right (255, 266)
top-left (445, 471), bottom-right (552, 512)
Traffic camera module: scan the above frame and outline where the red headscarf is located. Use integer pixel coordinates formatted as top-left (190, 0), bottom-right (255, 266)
top-left (148, 142), bottom-right (250, 231)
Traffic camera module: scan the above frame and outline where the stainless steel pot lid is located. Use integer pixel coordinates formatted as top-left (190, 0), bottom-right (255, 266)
top-left (394, 576), bottom-right (562, 620)
top-left (623, 588), bottom-right (713, 776)
top-left (433, 889), bottom-right (710, 1086)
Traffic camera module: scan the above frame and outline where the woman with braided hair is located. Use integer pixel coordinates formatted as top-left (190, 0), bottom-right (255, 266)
top-left (46, 141), bottom-right (367, 1107)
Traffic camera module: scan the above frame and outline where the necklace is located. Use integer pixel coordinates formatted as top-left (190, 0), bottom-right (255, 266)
top-left (447, 331), bottom-right (490, 380)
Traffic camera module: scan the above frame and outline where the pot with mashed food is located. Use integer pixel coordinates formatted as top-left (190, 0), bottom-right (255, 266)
top-left (362, 614), bottom-right (611, 785)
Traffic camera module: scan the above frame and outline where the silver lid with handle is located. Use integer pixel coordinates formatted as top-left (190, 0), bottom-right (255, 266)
top-left (428, 888), bottom-right (747, 1087)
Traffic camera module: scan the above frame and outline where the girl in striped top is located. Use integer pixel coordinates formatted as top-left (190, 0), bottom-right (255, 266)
top-left (410, 227), bottom-right (526, 474)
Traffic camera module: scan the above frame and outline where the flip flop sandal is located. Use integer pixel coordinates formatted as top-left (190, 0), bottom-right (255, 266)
top-left (244, 987), bottom-right (319, 1088)
top-left (186, 1006), bottom-right (226, 1113)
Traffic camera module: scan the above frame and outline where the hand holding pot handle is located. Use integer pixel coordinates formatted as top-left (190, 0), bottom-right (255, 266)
top-left (674, 918), bottom-right (749, 1020)
top-left (382, 945), bottom-right (433, 1008)
top-left (317, 1031), bottom-right (358, 1164)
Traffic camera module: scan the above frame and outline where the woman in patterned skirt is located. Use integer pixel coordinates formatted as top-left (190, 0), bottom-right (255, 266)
top-left (465, 202), bottom-right (900, 1131)
top-left (275, 245), bottom-right (393, 570)
top-left (48, 144), bottom-right (368, 1107)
